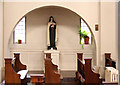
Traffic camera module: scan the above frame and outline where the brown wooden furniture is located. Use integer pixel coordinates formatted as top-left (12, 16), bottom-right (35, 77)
top-left (45, 53), bottom-right (58, 71)
top-left (76, 57), bottom-right (101, 85)
top-left (13, 53), bottom-right (27, 72)
top-left (77, 53), bottom-right (83, 61)
top-left (5, 53), bottom-right (28, 84)
top-left (105, 53), bottom-right (116, 68)
top-left (84, 58), bottom-right (100, 84)
top-left (76, 53), bottom-right (84, 81)
top-left (46, 53), bottom-right (51, 59)
top-left (45, 58), bottom-right (60, 83)
top-left (30, 74), bottom-right (44, 83)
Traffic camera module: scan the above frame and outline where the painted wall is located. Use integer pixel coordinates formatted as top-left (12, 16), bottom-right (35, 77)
top-left (100, 2), bottom-right (117, 66)
top-left (98, 2), bottom-right (118, 78)
top-left (3, 1), bottom-right (118, 78)
top-left (4, 2), bottom-right (99, 58)
top-left (118, 1), bottom-right (120, 84)
top-left (0, 1), bottom-right (3, 83)
top-left (9, 7), bottom-right (96, 71)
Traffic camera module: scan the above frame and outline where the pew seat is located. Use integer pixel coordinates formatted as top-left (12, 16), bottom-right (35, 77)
top-left (17, 70), bottom-right (28, 79)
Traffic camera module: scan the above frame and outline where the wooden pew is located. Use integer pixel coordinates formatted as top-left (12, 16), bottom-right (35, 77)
top-left (76, 54), bottom-right (101, 85)
top-left (5, 53), bottom-right (28, 84)
top-left (45, 58), bottom-right (60, 83)
top-left (105, 53), bottom-right (116, 68)
top-left (104, 53), bottom-right (118, 84)
top-left (76, 58), bottom-right (85, 83)
top-left (77, 53), bottom-right (83, 61)
top-left (45, 53), bottom-right (58, 71)
top-left (84, 58), bottom-right (100, 84)
top-left (14, 53), bottom-right (27, 72)
top-left (76, 53), bottom-right (85, 82)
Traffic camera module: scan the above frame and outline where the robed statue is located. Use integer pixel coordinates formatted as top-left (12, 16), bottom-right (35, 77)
top-left (47, 16), bottom-right (57, 50)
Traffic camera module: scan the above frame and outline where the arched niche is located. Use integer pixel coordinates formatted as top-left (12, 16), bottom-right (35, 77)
top-left (7, 5), bottom-right (97, 71)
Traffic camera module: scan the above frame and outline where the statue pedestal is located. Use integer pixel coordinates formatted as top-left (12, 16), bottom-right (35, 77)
top-left (44, 50), bottom-right (60, 69)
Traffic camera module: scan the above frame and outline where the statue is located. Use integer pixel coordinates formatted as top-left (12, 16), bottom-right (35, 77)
top-left (47, 16), bottom-right (57, 50)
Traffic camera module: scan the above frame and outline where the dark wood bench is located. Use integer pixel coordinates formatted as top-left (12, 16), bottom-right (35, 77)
top-left (104, 53), bottom-right (118, 84)
top-left (105, 53), bottom-right (116, 68)
top-left (84, 58), bottom-right (101, 84)
top-left (5, 53), bottom-right (28, 84)
top-left (45, 54), bottom-right (60, 83)
top-left (45, 53), bottom-right (58, 71)
top-left (76, 53), bottom-right (101, 84)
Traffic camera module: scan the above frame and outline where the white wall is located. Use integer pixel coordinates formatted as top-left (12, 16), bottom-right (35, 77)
top-left (118, 1), bottom-right (120, 84)
top-left (9, 7), bottom-right (96, 71)
top-left (3, 1), bottom-right (118, 78)
top-left (4, 2), bottom-right (99, 61)
top-left (99, 2), bottom-right (118, 78)
top-left (100, 2), bottom-right (117, 66)
top-left (0, 1), bottom-right (3, 83)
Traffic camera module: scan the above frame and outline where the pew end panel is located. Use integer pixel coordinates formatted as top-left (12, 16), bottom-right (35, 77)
top-left (84, 58), bottom-right (100, 84)
top-left (5, 58), bottom-right (21, 84)
top-left (45, 53), bottom-right (58, 71)
top-left (51, 61), bottom-right (58, 71)
top-left (5, 53), bottom-right (28, 84)
top-left (45, 58), bottom-right (60, 83)
top-left (76, 54), bottom-right (101, 85)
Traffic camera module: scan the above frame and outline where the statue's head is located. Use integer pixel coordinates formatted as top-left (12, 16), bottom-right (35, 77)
top-left (49, 16), bottom-right (56, 23)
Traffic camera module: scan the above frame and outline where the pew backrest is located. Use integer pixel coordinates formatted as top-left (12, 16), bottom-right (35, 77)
top-left (105, 53), bottom-right (116, 68)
